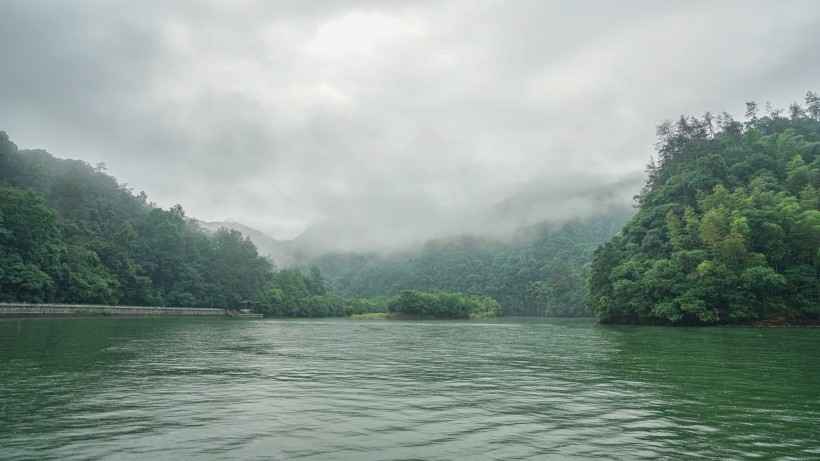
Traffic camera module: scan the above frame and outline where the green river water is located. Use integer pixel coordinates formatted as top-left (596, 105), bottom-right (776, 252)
top-left (0, 317), bottom-right (818, 460)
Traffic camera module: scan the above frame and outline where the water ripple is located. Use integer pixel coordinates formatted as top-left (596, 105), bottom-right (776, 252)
top-left (0, 317), bottom-right (818, 460)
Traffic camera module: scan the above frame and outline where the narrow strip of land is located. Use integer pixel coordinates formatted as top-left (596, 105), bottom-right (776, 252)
top-left (0, 303), bottom-right (262, 318)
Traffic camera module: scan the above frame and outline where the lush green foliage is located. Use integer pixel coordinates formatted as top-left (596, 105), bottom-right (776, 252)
top-left (306, 213), bottom-right (631, 317)
top-left (0, 136), bottom-right (270, 307)
top-left (587, 93), bottom-right (820, 325)
top-left (254, 266), bottom-right (388, 317)
top-left (386, 290), bottom-right (499, 319)
top-left (0, 132), bottom-right (363, 316)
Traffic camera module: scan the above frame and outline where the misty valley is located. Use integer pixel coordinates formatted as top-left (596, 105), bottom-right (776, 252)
top-left (2, 80), bottom-right (820, 458)
top-left (2, 94), bottom-right (819, 326)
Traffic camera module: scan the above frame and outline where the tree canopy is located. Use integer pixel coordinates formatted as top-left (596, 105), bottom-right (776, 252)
top-left (387, 290), bottom-right (499, 319)
top-left (586, 93), bottom-right (820, 325)
top-left (0, 132), bottom-right (309, 311)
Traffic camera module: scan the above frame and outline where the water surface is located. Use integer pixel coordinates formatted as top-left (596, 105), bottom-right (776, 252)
top-left (1, 317), bottom-right (818, 460)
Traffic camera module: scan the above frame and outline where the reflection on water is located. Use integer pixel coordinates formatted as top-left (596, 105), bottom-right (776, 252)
top-left (1, 317), bottom-right (818, 460)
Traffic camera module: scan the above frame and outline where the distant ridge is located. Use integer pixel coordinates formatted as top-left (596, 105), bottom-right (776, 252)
top-left (197, 221), bottom-right (293, 266)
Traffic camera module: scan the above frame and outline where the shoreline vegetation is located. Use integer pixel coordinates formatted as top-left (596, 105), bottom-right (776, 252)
top-left (347, 312), bottom-right (451, 320)
top-left (349, 313), bottom-right (493, 320)
top-left (385, 290), bottom-right (499, 319)
top-left (348, 291), bottom-right (499, 320)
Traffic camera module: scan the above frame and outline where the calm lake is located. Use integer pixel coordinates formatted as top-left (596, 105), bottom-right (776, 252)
top-left (1, 317), bottom-right (818, 460)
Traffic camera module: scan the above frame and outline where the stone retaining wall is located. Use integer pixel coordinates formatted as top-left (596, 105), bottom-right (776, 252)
top-left (0, 303), bottom-right (228, 317)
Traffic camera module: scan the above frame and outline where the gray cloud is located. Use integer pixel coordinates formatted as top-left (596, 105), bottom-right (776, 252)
top-left (1, 0), bottom-right (819, 242)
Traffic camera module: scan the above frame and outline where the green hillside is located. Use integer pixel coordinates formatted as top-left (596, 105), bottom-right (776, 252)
top-left (586, 93), bottom-right (820, 325)
top-left (0, 132), bottom-right (335, 313)
top-left (305, 211), bottom-right (632, 317)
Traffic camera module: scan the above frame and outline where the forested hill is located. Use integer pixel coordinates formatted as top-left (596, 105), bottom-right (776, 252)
top-left (0, 132), bottom-right (367, 315)
top-left (302, 210), bottom-right (633, 317)
top-left (586, 93), bottom-right (820, 325)
top-left (0, 132), bottom-right (277, 307)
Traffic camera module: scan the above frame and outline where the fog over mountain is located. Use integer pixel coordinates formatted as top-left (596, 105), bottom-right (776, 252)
top-left (289, 171), bottom-right (642, 253)
top-left (201, 171), bottom-right (640, 262)
top-left (1, 1), bottom-right (819, 242)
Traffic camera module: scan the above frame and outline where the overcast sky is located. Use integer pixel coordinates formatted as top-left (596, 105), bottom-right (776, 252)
top-left (1, 0), bottom-right (819, 241)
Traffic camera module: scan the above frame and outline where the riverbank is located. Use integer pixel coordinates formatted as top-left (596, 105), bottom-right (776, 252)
top-left (0, 303), bottom-right (262, 318)
top-left (751, 316), bottom-right (819, 327)
top-left (347, 312), bottom-right (499, 320)
top-left (349, 312), bottom-right (391, 319)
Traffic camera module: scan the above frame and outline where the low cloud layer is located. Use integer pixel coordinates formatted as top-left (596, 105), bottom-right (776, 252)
top-left (1, 0), bottom-right (819, 241)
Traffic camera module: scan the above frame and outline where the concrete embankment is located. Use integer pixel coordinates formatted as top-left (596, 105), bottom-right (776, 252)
top-left (0, 303), bottom-right (262, 318)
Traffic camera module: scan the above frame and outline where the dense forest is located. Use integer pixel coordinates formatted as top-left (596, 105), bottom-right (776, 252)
top-left (0, 132), bottom-right (366, 315)
top-left (302, 212), bottom-right (631, 316)
top-left (586, 93), bottom-right (820, 325)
